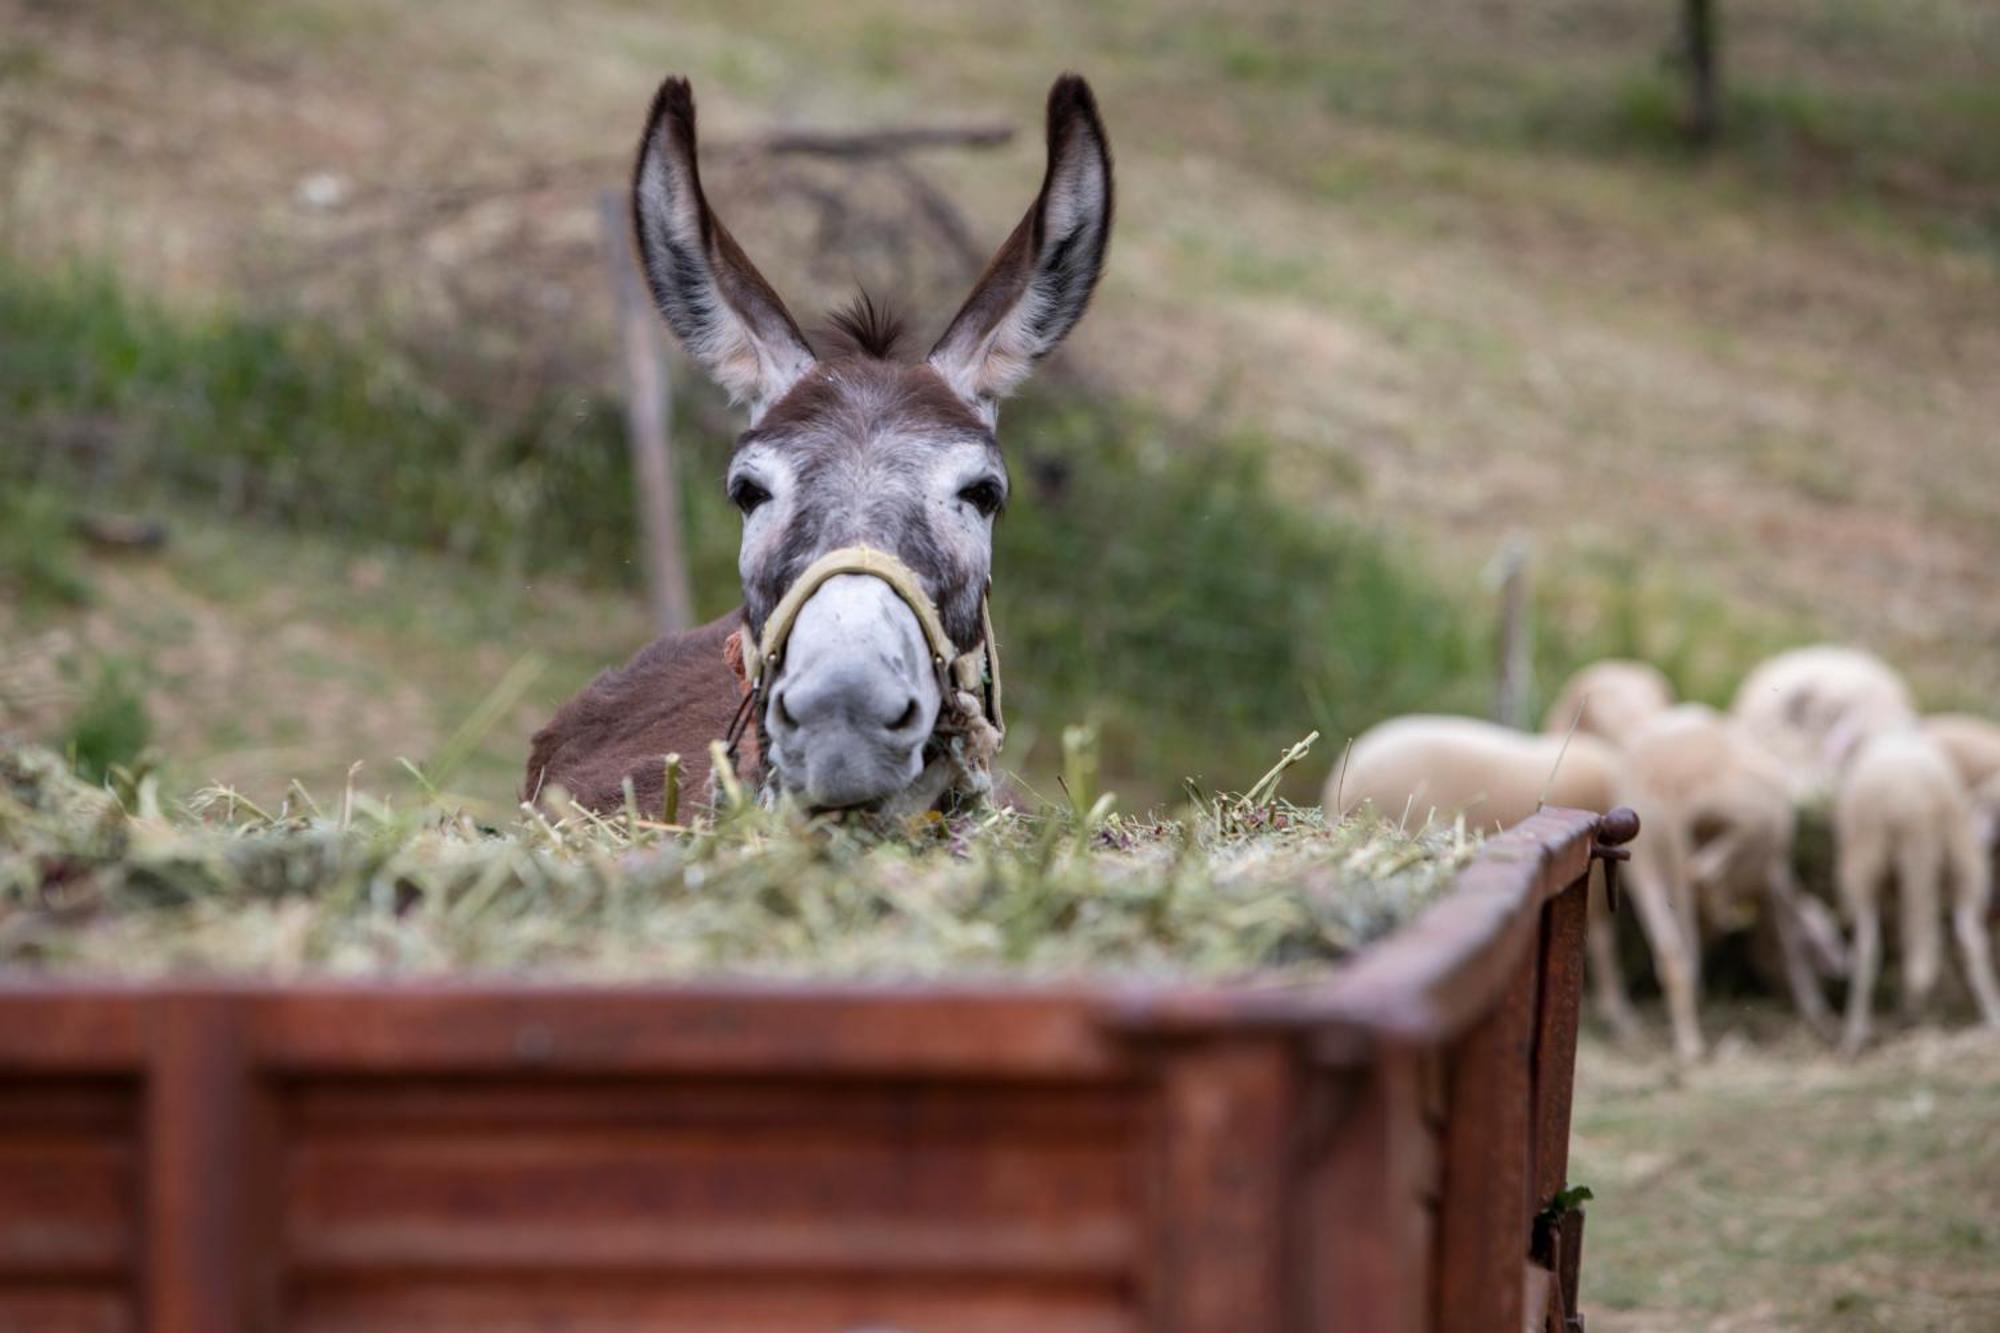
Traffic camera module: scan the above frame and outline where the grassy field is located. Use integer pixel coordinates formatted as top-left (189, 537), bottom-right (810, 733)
top-left (1576, 1021), bottom-right (2000, 1330)
top-left (5, 0), bottom-right (1997, 702)
top-left (0, 248), bottom-right (1802, 803)
top-left (1, 489), bottom-right (1800, 814)
top-left (10, 0), bottom-right (1996, 803)
top-left (0, 503), bottom-right (653, 813)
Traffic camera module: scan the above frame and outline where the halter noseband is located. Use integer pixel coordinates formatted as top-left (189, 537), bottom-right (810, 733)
top-left (727, 544), bottom-right (1005, 810)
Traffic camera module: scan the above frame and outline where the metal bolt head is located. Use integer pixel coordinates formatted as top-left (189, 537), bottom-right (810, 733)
top-left (1598, 806), bottom-right (1641, 846)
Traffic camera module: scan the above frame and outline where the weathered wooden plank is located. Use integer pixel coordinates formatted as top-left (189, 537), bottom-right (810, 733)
top-left (1303, 1051), bottom-right (1432, 1333)
top-left (288, 1272), bottom-right (1136, 1333)
top-left (1434, 945), bottom-right (1537, 1333)
top-left (1531, 875), bottom-right (1590, 1208)
top-left (143, 994), bottom-right (247, 1333)
top-left (0, 1287), bottom-right (132, 1333)
top-left (0, 1080), bottom-right (137, 1296)
top-left (1306, 809), bottom-right (1593, 1050)
top-left (1556, 1207), bottom-right (1586, 1328)
top-left (282, 1102), bottom-right (1140, 1278)
top-left (1144, 1039), bottom-right (1296, 1333)
top-left (284, 1075), bottom-right (1139, 1135)
top-left (244, 986), bottom-right (1125, 1078)
top-left (0, 992), bottom-right (143, 1071)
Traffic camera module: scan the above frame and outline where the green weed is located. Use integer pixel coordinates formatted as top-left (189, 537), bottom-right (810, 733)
top-left (62, 659), bottom-right (152, 784)
top-left (0, 487), bottom-right (92, 608)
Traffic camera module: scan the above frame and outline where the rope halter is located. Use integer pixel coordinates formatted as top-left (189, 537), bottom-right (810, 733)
top-left (729, 544), bottom-right (1004, 810)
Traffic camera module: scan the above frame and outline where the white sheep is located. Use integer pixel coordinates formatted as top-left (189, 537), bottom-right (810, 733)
top-left (1923, 713), bottom-right (2000, 844)
top-left (1622, 704), bottom-right (1841, 1039)
top-left (1542, 659), bottom-right (1676, 749)
top-left (1326, 715), bottom-right (1705, 1061)
top-left (1731, 645), bottom-right (1916, 798)
top-left (1833, 729), bottom-right (2000, 1054)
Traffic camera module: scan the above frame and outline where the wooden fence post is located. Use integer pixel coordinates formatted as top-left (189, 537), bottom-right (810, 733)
top-left (1493, 536), bottom-right (1532, 729)
top-left (1683, 0), bottom-right (1722, 146)
top-left (598, 187), bottom-right (694, 635)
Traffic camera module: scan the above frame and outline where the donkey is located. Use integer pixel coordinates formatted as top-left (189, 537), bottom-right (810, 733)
top-left (525, 74), bottom-right (1113, 815)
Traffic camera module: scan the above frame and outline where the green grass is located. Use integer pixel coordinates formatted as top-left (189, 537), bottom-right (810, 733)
top-left (0, 262), bottom-right (643, 580)
top-left (0, 500), bottom-right (661, 813)
top-left (1574, 1024), bottom-right (2000, 1329)
top-left (1, 254), bottom-right (1802, 803)
top-left (11, 1), bottom-right (1994, 787)
top-left (986, 406), bottom-right (1492, 791)
top-left (1529, 547), bottom-right (1802, 716)
top-left (0, 258), bottom-right (1517, 799)
top-left (60, 659), bottom-right (152, 784)
top-left (0, 486), bottom-right (92, 608)
top-left (1144, 0), bottom-right (2000, 250)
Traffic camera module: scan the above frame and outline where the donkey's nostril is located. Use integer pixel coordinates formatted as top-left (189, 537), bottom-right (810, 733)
top-left (890, 697), bottom-right (921, 731)
top-left (774, 691), bottom-right (798, 730)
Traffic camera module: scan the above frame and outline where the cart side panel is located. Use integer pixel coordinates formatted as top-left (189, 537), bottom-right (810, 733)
top-left (1300, 1052), bottom-right (1436, 1333)
top-left (1433, 901), bottom-right (1539, 1333)
top-left (0, 811), bottom-right (1608, 1333)
top-left (276, 1072), bottom-right (1144, 1332)
top-left (1528, 870), bottom-right (1594, 1322)
top-left (1529, 875), bottom-right (1590, 1208)
top-left (0, 1075), bottom-right (140, 1333)
top-left (285, 1275), bottom-right (1138, 1332)
top-left (1141, 1039), bottom-right (1297, 1333)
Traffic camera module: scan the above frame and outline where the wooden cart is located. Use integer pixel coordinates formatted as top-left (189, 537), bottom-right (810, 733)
top-left (0, 806), bottom-right (1614, 1333)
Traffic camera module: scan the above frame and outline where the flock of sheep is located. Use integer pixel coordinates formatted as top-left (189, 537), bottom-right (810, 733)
top-left (1323, 646), bottom-right (2000, 1061)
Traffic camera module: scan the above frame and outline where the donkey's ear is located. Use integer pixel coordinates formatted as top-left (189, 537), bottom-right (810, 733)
top-left (632, 77), bottom-right (816, 419)
top-left (928, 74), bottom-right (1113, 422)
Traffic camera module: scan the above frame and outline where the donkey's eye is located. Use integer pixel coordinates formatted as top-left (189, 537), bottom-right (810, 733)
top-left (729, 477), bottom-right (773, 514)
top-left (957, 478), bottom-right (1005, 516)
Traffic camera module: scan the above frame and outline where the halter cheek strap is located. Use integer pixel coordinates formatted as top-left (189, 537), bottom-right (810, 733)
top-left (724, 545), bottom-right (1004, 805)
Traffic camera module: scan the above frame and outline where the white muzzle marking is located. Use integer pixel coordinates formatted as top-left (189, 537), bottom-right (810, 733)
top-left (743, 545), bottom-right (1001, 812)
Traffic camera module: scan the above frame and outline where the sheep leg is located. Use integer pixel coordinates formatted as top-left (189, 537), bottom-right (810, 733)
top-left (1841, 906), bottom-right (1881, 1058)
top-left (1837, 822), bottom-right (1888, 1058)
top-left (1793, 893), bottom-right (1849, 979)
top-left (1588, 895), bottom-right (1644, 1045)
top-left (1677, 851), bottom-right (1704, 998)
top-left (1949, 822), bottom-right (2000, 1029)
top-left (1626, 860), bottom-right (1705, 1062)
top-left (1766, 862), bottom-right (1838, 1043)
top-left (1953, 901), bottom-right (2000, 1029)
top-left (1895, 835), bottom-right (1944, 1021)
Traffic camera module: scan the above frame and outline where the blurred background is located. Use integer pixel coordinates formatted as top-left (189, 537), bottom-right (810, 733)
top-left (2, 3), bottom-right (1997, 1324)
top-left (7, 0), bottom-right (1996, 812)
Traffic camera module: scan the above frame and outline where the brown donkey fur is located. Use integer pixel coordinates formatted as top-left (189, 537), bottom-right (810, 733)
top-left (525, 611), bottom-right (744, 812)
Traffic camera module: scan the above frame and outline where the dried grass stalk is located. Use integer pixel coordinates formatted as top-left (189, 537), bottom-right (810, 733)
top-left (0, 746), bottom-right (1476, 981)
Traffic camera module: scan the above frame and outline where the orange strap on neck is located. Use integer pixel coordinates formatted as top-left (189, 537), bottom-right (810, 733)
top-left (723, 626), bottom-right (750, 692)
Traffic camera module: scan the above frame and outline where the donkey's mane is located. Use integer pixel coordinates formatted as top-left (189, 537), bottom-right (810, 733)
top-left (822, 292), bottom-right (906, 361)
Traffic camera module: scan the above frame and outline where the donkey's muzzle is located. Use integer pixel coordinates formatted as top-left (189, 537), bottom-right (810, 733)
top-left (762, 574), bottom-right (942, 810)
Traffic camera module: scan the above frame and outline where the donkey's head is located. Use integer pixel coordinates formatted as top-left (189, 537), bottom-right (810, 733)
top-left (632, 75), bottom-right (1113, 811)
